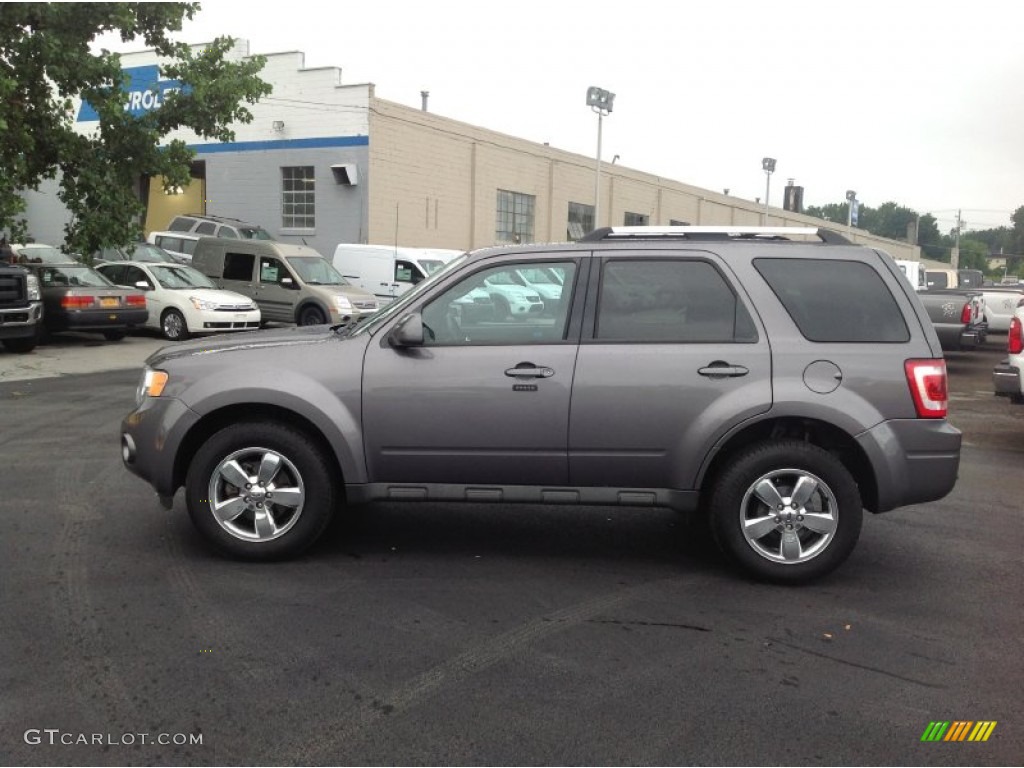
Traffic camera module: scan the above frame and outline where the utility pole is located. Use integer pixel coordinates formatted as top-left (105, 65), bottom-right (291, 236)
top-left (951, 209), bottom-right (962, 269)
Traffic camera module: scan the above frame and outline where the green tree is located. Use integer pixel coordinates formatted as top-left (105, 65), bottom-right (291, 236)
top-left (0, 2), bottom-right (271, 256)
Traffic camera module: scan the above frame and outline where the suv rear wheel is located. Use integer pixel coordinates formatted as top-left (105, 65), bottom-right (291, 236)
top-left (298, 306), bottom-right (326, 326)
top-left (708, 440), bottom-right (862, 584)
top-left (185, 421), bottom-right (337, 559)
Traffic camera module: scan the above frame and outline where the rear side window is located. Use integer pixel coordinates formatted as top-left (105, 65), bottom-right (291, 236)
top-left (223, 252), bottom-right (255, 281)
top-left (168, 217), bottom-right (196, 232)
top-left (195, 221), bottom-right (217, 235)
top-left (596, 259), bottom-right (757, 342)
top-left (755, 258), bottom-right (910, 343)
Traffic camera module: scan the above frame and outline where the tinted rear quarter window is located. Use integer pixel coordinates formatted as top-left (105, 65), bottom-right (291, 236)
top-left (755, 258), bottom-right (909, 342)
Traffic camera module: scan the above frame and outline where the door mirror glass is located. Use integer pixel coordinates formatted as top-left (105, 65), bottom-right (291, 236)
top-left (134, 281), bottom-right (152, 291)
top-left (388, 312), bottom-right (425, 347)
top-left (281, 276), bottom-right (295, 287)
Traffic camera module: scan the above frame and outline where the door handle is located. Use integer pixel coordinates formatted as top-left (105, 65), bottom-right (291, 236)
top-left (698, 361), bottom-right (750, 378)
top-left (505, 363), bottom-right (555, 378)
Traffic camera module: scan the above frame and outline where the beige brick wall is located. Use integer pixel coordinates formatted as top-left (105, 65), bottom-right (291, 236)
top-left (368, 98), bottom-right (918, 259)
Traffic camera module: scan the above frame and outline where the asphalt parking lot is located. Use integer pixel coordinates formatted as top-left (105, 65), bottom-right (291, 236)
top-left (0, 331), bottom-right (1021, 766)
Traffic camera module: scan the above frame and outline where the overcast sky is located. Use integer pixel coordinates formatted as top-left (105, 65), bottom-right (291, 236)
top-left (96, 0), bottom-right (1024, 233)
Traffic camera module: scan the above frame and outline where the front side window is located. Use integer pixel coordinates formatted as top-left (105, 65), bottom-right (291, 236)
top-left (496, 190), bottom-right (535, 244)
top-left (259, 257), bottom-right (290, 285)
top-left (755, 258), bottom-right (910, 343)
top-left (596, 259), bottom-right (756, 343)
top-left (420, 260), bottom-right (577, 346)
top-left (395, 260), bottom-right (421, 284)
top-left (124, 266), bottom-right (152, 289)
top-left (282, 166), bottom-right (315, 229)
top-left (568, 202), bottom-right (594, 240)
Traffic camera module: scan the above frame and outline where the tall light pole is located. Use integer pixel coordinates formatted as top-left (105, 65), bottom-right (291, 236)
top-left (846, 189), bottom-right (858, 236)
top-left (761, 157), bottom-right (776, 225)
top-left (586, 86), bottom-right (615, 229)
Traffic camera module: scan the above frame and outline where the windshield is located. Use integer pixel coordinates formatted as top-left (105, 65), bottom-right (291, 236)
top-left (348, 253), bottom-right (471, 337)
top-left (418, 259), bottom-right (446, 275)
top-left (287, 256), bottom-right (349, 285)
top-left (16, 245), bottom-right (73, 264)
top-left (131, 243), bottom-right (176, 263)
top-left (240, 227), bottom-right (273, 241)
top-left (38, 265), bottom-right (114, 288)
top-left (150, 265), bottom-right (218, 289)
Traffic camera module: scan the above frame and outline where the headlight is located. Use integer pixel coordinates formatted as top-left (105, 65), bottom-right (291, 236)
top-left (26, 273), bottom-right (40, 301)
top-left (135, 367), bottom-right (169, 406)
top-left (332, 295), bottom-right (353, 311)
top-left (189, 296), bottom-right (218, 311)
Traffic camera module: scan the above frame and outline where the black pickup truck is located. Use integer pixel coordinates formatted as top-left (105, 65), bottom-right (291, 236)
top-left (0, 262), bottom-right (44, 353)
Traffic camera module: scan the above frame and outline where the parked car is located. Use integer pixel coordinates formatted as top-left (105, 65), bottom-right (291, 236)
top-left (0, 260), bottom-right (43, 354)
top-left (192, 238), bottom-right (379, 326)
top-left (10, 243), bottom-right (81, 265)
top-left (93, 242), bottom-right (180, 265)
top-left (167, 214), bottom-right (273, 241)
top-left (992, 305), bottom-right (1024, 405)
top-left (331, 244), bottom-right (462, 302)
top-left (18, 258), bottom-right (147, 341)
top-left (146, 231), bottom-right (200, 263)
top-left (121, 226), bottom-right (961, 583)
top-left (96, 261), bottom-right (260, 341)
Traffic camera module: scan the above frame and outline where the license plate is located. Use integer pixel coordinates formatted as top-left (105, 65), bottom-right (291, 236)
top-left (100, 298), bottom-right (119, 308)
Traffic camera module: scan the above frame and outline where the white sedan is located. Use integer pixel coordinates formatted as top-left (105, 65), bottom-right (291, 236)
top-left (96, 260), bottom-right (260, 341)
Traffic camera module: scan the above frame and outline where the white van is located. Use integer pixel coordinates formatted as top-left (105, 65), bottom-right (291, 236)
top-left (331, 244), bottom-right (462, 301)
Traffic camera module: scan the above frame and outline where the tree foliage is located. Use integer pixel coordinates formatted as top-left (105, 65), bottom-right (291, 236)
top-left (0, 2), bottom-right (271, 256)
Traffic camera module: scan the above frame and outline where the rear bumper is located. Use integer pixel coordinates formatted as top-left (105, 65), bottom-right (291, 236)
top-left (857, 419), bottom-right (962, 512)
top-left (993, 360), bottom-right (1023, 402)
top-left (55, 308), bottom-right (149, 330)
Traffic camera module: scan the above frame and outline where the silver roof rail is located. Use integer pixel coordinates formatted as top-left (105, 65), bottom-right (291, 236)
top-left (579, 226), bottom-right (851, 244)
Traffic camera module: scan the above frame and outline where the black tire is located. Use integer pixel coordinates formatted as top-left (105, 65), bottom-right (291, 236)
top-left (161, 308), bottom-right (190, 341)
top-left (3, 335), bottom-right (37, 354)
top-left (707, 440), bottom-right (862, 584)
top-left (185, 420), bottom-right (338, 560)
top-left (492, 294), bottom-right (511, 321)
top-left (298, 305), bottom-right (326, 326)
top-left (102, 329), bottom-right (126, 342)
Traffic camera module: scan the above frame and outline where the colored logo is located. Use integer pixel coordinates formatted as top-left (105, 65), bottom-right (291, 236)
top-left (921, 721), bottom-right (997, 742)
top-left (77, 65), bottom-right (189, 122)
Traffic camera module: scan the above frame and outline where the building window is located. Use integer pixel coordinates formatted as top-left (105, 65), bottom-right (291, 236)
top-left (669, 219), bottom-right (690, 226)
top-left (624, 212), bottom-right (649, 226)
top-left (567, 202), bottom-right (594, 240)
top-left (496, 189), bottom-right (535, 244)
top-left (282, 166), bottom-right (315, 229)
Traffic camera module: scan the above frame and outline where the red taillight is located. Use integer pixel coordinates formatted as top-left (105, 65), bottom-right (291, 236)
top-left (61, 295), bottom-right (95, 309)
top-left (126, 294), bottom-right (146, 307)
top-left (1009, 317), bottom-right (1023, 355)
top-left (959, 302), bottom-right (971, 324)
top-left (905, 359), bottom-right (948, 418)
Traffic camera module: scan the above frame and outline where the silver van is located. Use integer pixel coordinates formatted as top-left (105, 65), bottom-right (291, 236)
top-left (191, 238), bottom-right (379, 325)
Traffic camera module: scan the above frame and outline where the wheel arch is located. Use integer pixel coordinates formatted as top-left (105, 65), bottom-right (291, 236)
top-left (294, 299), bottom-right (331, 325)
top-left (698, 416), bottom-right (880, 513)
top-left (172, 403), bottom-right (347, 501)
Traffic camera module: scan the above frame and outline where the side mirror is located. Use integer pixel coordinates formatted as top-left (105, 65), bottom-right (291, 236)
top-left (281, 276), bottom-right (295, 288)
top-left (135, 281), bottom-right (152, 291)
top-left (388, 312), bottom-right (425, 348)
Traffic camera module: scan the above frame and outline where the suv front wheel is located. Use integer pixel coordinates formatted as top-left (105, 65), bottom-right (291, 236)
top-left (708, 440), bottom-right (862, 584)
top-left (185, 421), bottom-right (337, 559)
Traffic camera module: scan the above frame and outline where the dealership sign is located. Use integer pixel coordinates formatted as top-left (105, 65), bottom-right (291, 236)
top-left (77, 65), bottom-right (188, 122)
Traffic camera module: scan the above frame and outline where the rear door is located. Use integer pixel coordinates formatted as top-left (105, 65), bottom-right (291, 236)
top-left (569, 253), bottom-right (772, 490)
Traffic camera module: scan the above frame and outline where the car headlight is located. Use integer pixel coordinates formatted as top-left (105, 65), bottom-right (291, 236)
top-left (26, 273), bottom-right (41, 301)
top-left (332, 295), bottom-right (353, 311)
top-left (189, 296), bottom-right (218, 311)
top-left (136, 367), bottom-right (169, 406)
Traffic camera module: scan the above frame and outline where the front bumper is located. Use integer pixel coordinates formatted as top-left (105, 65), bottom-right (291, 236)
top-left (196, 307), bottom-right (261, 333)
top-left (0, 302), bottom-right (43, 339)
top-left (121, 396), bottom-right (200, 500)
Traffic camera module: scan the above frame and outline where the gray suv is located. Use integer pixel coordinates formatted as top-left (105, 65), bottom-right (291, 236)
top-left (121, 226), bottom-right (961, 582)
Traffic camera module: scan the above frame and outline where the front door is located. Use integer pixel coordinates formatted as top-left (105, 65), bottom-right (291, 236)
top-left (362, 257), bottom-right (583, 486)
top-left (254, 256), bottom-right (297, 323)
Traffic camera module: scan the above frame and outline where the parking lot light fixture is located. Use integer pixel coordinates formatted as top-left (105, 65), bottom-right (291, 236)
top-left (586, 86), bottom-right (615, 229)
top-left (762, 157), bottom-right (776, 225)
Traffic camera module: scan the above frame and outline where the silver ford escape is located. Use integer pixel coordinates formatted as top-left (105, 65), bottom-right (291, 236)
top-left (121, 227), bottom-right (961, 583)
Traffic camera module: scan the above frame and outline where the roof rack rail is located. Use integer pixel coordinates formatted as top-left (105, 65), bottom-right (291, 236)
top-left (579, 226), bottom-right (851, 245)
